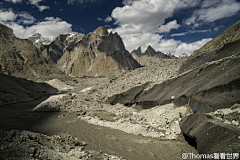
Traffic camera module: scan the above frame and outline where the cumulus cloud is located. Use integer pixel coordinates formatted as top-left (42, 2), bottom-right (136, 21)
top-left (153, 38), bottom-right (212, 56)
top-left (0, 10), bottom-right (17, 22)
top-left (4, 0), bottom-right (22, 3)
top-left (158, 20), bottom-right (180, 33)
top-left (174, 38), bottom-right (212, 56)
top-left (108, 0), bottom-right (236, 56)
top-left (185, 0), bottom-right (240, 25)
top-left (3, 17), bottom-right (72, 39)
top-left (111, 0), bottom-right (180, 34)
top-left (109, 0), bottom-right (205, 55)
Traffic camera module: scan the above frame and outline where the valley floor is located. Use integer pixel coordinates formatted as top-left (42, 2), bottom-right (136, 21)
top-left (1, 58), bottom-right (201, 160)
top-left (0, 98), bottom-right (199, 160)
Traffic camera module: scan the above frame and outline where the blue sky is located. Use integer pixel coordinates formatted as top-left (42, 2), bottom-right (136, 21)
top-left (0, 0), bottom-right (240, 56)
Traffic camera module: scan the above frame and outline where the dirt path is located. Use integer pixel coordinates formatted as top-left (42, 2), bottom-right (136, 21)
top-left (0, 100), bottom-right (198, 160)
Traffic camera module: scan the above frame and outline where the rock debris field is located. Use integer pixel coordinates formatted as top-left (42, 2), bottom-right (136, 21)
top-left (1, 58), bottom-right (201, 160)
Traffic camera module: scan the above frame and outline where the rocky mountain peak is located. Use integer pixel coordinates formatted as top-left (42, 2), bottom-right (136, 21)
top-left (131, 46), bottom-right (142, 57)
top-left (145, 45), bottom-right (156, 57)
top-left (57, 28), bottom-right (141, 77)
top-left (98, 31), bottom-right (126, 56)
top-left (93, 26), bottom-right (108, 36)
top-left (28, 33), bottom-right (51, 48)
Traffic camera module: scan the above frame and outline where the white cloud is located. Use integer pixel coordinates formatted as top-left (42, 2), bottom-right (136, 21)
top-left (17, 12), bottom-right (35, 24)
top-left (109, 0), bottom-right (199, 55)
top-left (44, 17), bottom-right (61, 21)
top-left (174, 38), bottom-right (212, 56)
top-left (28, 0), bottom-right (50, 12)
top-left (104, 16), bottom-right (112, 23)
top-left (111, 0), bottom-right (180, 34)
top-left (108, 0), bottom-right (238, 56)
top-left (170, 29), bottom-right (210, 37)
top-left (158, 20), bottom-right (180, 33)
top-left (4, 0), bottom-right (22, 3)
top-left (123, 35), bottom-right (212, 56)
top-left (37, 5), bottom-right (50, 12)
top-left (3, 17), bottom-right (72, 40)
top-left (0, 10), bottom-right (17, 22)
top-left (97, 17), bottom-right (102, 21)
top-left (185, 0), bottom-right (240, 25)
top-left (170, 32), bottom-right (187, 37)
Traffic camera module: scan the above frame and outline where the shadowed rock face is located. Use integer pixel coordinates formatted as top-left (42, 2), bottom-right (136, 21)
top-left (0, 23), bottom-right (65, 80)
top-left (57, 26), bottom-right (141, 77)
top-left (180, 113), bottom-right (240, 154)
top-left (0, 74), bottom-right (57, 105)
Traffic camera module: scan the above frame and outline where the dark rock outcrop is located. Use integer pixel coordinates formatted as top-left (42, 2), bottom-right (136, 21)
top-left (180, 113), bottom-right (240, 154)
top-left (57, 26), bottom-right (141, 77)
top-left (0, 74), bottom-right (57, 105)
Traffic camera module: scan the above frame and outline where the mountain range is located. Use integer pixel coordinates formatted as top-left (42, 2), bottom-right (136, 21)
top-left (131, 45), bottom-right (174, 66)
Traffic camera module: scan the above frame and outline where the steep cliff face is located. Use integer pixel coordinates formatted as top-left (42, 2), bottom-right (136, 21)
top-left (41, 32), bottom-right (84, 64)
top-left (57, 26), bottom-right (141, 77)
top-left (0, 23), bottom-right (65, 80)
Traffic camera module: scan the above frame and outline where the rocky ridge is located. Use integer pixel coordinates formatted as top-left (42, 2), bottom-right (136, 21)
top-left (131, 45), bottom-right (173, 66)
top-left (57, 26), bottom-right (141, 77)
top-left (41, 32), bottom-right (84, 64)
